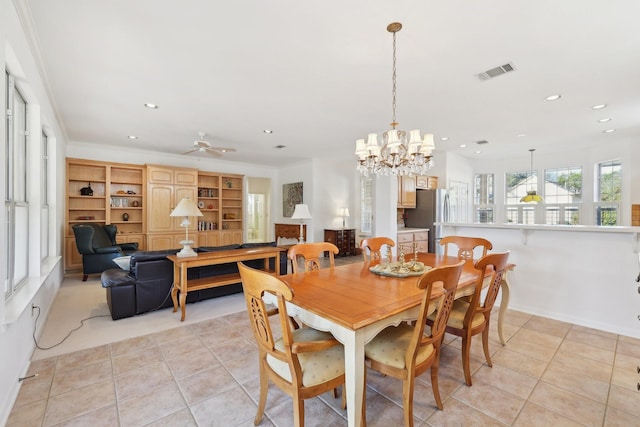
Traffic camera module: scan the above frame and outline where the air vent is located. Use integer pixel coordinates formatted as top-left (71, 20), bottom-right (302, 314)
top-left (476, 140), bottom-right (489, 145)
top-left (275, 145), bottom-right (286, 149)
top-left (477, 63), bottom-right (515, 81)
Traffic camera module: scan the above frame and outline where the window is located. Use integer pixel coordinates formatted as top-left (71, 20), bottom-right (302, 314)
top-left (544, 166), bottom-right (582, 225)
top-left (595, 160), bottom-right (621, 225)
top-left (360, 175), bottom-right (373, 234)
top-left (41, 130), bottom-right (50, 260)
top-left (474, 173), bottom-right (494, 223)
top-left (505, 170), bottom-right (537, 224)
top-left (5, 70), bottom-right (30, 298)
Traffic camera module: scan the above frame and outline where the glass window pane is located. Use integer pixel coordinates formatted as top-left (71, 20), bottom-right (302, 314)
top-left (597, 160), bottom-right (621, 202)
top-left (360, 176), bottom-right (373, 234)
top-left (545, 167), bottom-right (582, 203)
top-left (506, 170), bottom-right (535, 204)
top-left (476, 208), bottom-right (493, 223)
top-left (13, 88), bottom-right (27, 202)
top-left (474, 174), bottom-right (493, 204)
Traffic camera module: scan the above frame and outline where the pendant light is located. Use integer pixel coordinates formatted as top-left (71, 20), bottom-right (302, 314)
top-left (520, 148), bottom-right (543, 203)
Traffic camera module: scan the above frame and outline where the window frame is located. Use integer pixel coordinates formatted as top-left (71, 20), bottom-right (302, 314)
top-left (594, 159), bottom-right (621, 226)
top-left (5, 70), bottom-right (30, 299)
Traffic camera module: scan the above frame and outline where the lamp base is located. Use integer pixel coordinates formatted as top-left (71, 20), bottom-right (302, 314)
top-left (176, 240), bottom-right (197, 257)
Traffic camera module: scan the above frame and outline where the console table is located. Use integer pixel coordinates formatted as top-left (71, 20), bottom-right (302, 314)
top-left (168, 246), bottom-right (285, 321)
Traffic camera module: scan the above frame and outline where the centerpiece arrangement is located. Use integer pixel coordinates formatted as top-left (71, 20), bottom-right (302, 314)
top-left (369, 244), bottom-right (431, 278)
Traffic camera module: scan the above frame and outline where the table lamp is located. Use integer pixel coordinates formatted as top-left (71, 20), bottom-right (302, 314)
top-left (339, 207), bottom-right (350, 228)
top-left (170, 198), bottom-right (203, 257)
top-left (291, 204), bottom-right (312, 243)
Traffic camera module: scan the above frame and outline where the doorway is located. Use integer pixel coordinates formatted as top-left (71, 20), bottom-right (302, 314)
top-left (246, 177), bottom-right (271, 242)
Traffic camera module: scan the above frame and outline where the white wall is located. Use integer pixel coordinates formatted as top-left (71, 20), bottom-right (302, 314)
top-left (442, 224), bottom-right (640, 339)
top-left (1, 1), bottom-right (67, 424)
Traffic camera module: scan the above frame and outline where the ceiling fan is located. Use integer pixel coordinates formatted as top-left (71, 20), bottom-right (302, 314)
top-left (182, 132), bottom-right (236, 157)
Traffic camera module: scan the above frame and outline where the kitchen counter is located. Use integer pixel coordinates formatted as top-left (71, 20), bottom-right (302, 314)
top-left (397, 227), bottom-right (429, 233)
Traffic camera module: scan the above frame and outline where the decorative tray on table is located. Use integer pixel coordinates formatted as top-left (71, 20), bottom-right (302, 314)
top-left (369, 261), bottom-right (431, 278)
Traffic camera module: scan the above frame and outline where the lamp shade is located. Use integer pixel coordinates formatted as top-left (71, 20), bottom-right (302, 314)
top-left (291, 204), bottom-right (312, 220)
top-left (170, 198), bottom-right (203, 217)
top-left (339, 208), bottom-right (350, 217)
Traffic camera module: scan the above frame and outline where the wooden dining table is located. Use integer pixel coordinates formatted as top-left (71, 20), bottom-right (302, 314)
top-left (268, 252), bottom-right (502, 427)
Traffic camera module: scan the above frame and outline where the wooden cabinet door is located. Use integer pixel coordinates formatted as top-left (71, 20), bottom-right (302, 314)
top-left (147, 165), bottom-right (174, 184)
top-left (147, 234), bottom-right (175, 250)
top-left (148, 184), bottom-right (173, 232)
top-left (65, 238), bottom-right (83, 271)
top-left (198, 231), bottom-right (221, 247)
top-left (416, 175), bottom-right (429, 189)
top-left (174, 169), bottom-right (198, 186)
top-left (116, 234), bottom-right (145, 250)
top-left (427, 176), bottom-right (438, 190)
top-left (173, 186), bottom-right (198, 231)
top-left (397, 176), bottom-right (416, 208)
top-left (403, 176), bottom-right (416, 208)
top-left (221, 230), bottom-right (242, 245)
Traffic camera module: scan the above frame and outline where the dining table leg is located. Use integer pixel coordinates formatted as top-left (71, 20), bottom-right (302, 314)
top-left (497, 265), bottom-right (515, 345)
top-left (331, 327), bottom-right (366, 427)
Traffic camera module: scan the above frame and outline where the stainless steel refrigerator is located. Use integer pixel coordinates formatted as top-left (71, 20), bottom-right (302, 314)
top-left (403, 189), bottom-right (449, 254)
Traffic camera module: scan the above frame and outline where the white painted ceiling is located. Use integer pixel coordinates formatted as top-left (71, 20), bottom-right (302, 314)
top-left (23, 0), bottom-right (640, 167)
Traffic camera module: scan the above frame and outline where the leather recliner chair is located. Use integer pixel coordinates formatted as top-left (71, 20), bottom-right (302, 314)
top-left (72, 223), bottom-right (138, 281)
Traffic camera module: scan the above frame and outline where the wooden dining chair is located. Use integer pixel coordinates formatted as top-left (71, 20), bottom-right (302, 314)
top-left (287, 242), bottom-right (339, 273)
top-left (428, 251), bottom-right (510, 386)
top-left (238, 262), bottom-right (346, 427)
top-left (364, 261), bottom-right (465, 426)
top-left (360, 236), bottom-right (395, 262)
top-left (440, 235), bottom-right (492, 262)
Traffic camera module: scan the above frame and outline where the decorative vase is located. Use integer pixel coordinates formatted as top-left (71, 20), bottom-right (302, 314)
top-left (122, 213), bottom-right (129, 221)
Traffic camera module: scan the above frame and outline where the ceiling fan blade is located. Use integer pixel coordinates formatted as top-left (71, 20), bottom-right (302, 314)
top-left (205, 148), bottom-right (223, 157)
top-left (182, 148), bottom-right (200, 155)
top-left (208, 147), bottom-right (236, 153)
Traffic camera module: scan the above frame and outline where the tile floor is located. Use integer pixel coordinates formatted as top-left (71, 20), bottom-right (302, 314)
top-left (7, 259), bottom-right (640, 426)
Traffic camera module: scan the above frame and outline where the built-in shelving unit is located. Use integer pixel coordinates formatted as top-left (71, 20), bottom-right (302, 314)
top-left (65, 159), bottom-right (146, 271)
top-left (197, 172), bottom-right (244, 246)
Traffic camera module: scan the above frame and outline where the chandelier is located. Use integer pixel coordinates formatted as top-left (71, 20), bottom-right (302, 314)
top-left (355, 22), bottom-right (435, 176)
top-left (520, 148), bottom-right (544, 203)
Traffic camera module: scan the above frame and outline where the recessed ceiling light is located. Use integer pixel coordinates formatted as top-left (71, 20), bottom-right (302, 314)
top-left (474, 150), bottom-right (481, 154)
top-left (598, 118), bottom-right (611, 123)
top-left (517, 134), bottom-right (526, 137)
top-left (263, 130), bottom-right (273, 134)
top-left (603, 129), bottom-right (616, 133)
top-left (440, 137), bottom-right (449, 141)
top-left (592, 104), bottom-right (607, 110)
top-left (127, 135), bottom-right (138, 140)
top-left (275, 145), bottom-right (286, 149)
top-left (545, 94), bottom-right (562, 101)
top-left (459, 144), bottom-right (467, 148)
top-left (144, 103), bottom-right (158, 109)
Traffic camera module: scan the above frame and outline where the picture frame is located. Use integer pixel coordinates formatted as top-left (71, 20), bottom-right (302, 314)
top-left (282, 182), bottom-right (303, 217)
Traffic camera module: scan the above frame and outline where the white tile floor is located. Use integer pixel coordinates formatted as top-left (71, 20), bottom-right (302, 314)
top-left (8, 261), bottom-right (640, 426)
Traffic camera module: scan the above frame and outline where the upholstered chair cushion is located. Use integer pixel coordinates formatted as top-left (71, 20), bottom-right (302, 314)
top-left (267, 327), bottom-right (345, 387)
top-left (364, 324), bottom-right (435, 369)
top-left (441, 299), bottom-right (485, 330)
